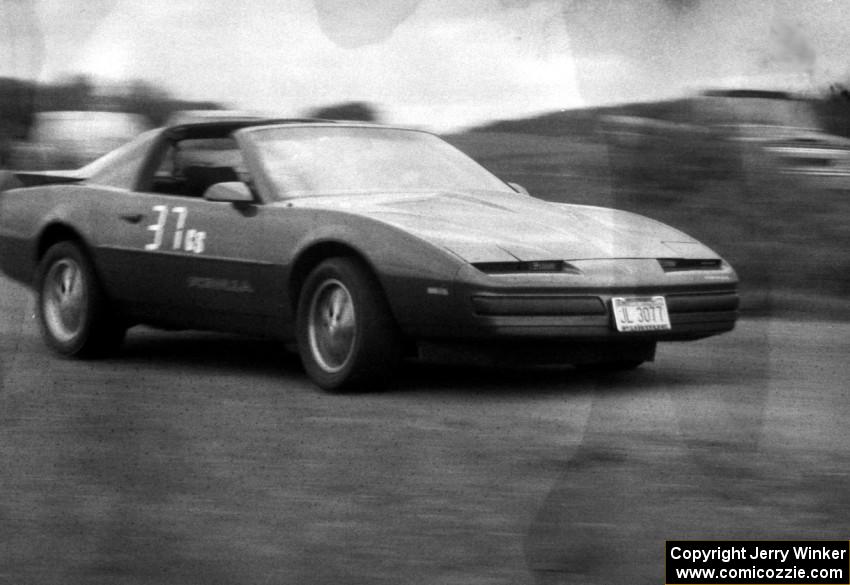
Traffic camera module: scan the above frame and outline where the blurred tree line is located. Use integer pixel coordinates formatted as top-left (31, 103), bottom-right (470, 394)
top-left (0, 75), bottom-right (222, 165)
top-left (308, 101), bottom-right (379, 122)
top-left (1, 74), bottom-right (222, 129)
top-left (37, 76), bottom-right (222, 126)
top-left (0, 75), bottom-right (383, 166)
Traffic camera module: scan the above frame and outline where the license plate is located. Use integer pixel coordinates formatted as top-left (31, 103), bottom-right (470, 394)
top-left (611, 296), bottom-right (671, 332)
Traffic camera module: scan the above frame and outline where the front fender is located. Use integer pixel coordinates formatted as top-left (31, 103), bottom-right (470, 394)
top-left (287, 210), bottom-right (467, 333)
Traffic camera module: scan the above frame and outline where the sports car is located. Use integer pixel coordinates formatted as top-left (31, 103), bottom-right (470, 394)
top-left (0, 119), bottom-right (739, 391)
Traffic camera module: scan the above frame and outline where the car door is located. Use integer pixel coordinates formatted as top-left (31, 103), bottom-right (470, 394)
top-left (92, 133), bottom-right (286, 333)
top-left (98, 190), bottom-right (284, 332)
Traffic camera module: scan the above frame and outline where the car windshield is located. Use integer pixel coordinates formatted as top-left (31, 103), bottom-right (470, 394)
top-left (248, 125), bottom-right (514, 198)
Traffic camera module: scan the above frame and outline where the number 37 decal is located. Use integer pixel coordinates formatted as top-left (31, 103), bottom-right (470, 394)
top-left (144, 205), bottom-right (207, 254)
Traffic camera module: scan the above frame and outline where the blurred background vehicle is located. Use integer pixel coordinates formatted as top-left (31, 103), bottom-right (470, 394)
top-left (601, 89), bottom-right (850, 191)
top-left (10, 110), bottom-right (148, 169)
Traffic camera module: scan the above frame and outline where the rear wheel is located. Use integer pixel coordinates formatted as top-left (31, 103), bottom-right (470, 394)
top-left (36, 241), bottom-right (125, 357)
top-left (296, 257), bottom-right (402, 392)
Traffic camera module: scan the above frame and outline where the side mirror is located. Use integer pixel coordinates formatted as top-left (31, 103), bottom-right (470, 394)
top-left (204, 181), bottom-right (254, 204)
top-left (507, 181), bottom-right (530, 196)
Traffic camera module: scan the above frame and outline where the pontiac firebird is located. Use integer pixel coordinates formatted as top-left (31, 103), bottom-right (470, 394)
top-left (0, 119), bottom-right (739, 391)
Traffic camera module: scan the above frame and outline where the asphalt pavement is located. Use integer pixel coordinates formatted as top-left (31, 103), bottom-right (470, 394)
top-left (1, 274), bottom-right (848, 585)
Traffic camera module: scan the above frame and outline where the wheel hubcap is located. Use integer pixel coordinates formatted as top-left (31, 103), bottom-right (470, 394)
top-left (308, 279), bottom-right (356, 373)
top-left (43, 258), bottom-right (87, 343)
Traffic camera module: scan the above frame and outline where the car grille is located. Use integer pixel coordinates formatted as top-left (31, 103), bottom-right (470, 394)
top-left (665, 291), bottom-right (739, 313)
top-left (472, 294), bottom-right (606, 316)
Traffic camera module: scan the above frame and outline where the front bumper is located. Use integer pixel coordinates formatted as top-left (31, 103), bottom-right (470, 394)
top-left (398, 260), bottom-right (739, 342)
top-left (461, 288), bottom-right (738, 341)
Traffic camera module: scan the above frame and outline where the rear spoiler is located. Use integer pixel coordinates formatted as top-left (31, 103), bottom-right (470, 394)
top-left (14, 169), bottom-right (86, 187)
top-left (1, 169), bottom-right (86, 190)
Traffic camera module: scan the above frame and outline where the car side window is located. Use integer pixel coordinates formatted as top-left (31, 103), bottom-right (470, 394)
top-left (150, 138), bottom-right (249, 198)
top-left (84, 129), bottom-right (161, 189)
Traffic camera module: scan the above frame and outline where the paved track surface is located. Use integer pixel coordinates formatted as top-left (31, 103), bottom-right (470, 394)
top-left (2, 273), bottom-right (848, 585)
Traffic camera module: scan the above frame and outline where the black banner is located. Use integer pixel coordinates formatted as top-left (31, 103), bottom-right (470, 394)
top-left (666, 540), bottom-right (849, 585)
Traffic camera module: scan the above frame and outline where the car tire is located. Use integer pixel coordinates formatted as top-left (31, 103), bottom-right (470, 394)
top-left (296, 257), bottom-right (403, 392)
top-left (36, 241), bottom-right (125, 358)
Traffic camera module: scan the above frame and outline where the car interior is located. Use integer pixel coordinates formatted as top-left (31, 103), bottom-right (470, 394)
top-left (150, 137), bottom-right (248, 198)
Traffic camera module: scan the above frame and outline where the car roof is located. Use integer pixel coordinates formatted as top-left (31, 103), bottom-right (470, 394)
top-left (164, 118), bottom-right (431, 142)
top-left (164, 118), bottom-right (333, 140)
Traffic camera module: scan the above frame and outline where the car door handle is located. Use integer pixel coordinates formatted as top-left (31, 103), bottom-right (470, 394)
top-left (119, 213), bottom-right (145, 224)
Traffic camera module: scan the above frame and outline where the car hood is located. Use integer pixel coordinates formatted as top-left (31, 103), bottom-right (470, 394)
top-left (291, 191), bottom-right (717, 263)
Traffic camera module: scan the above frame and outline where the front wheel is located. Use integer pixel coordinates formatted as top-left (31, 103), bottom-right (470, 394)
top-left (36, 241), bottom-right (125, 358)
top-left (296, 257), bottom-right (403, 392)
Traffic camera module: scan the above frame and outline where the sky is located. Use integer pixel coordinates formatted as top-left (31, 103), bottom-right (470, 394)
top-left (2, 0), bottom-right (849, 131)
